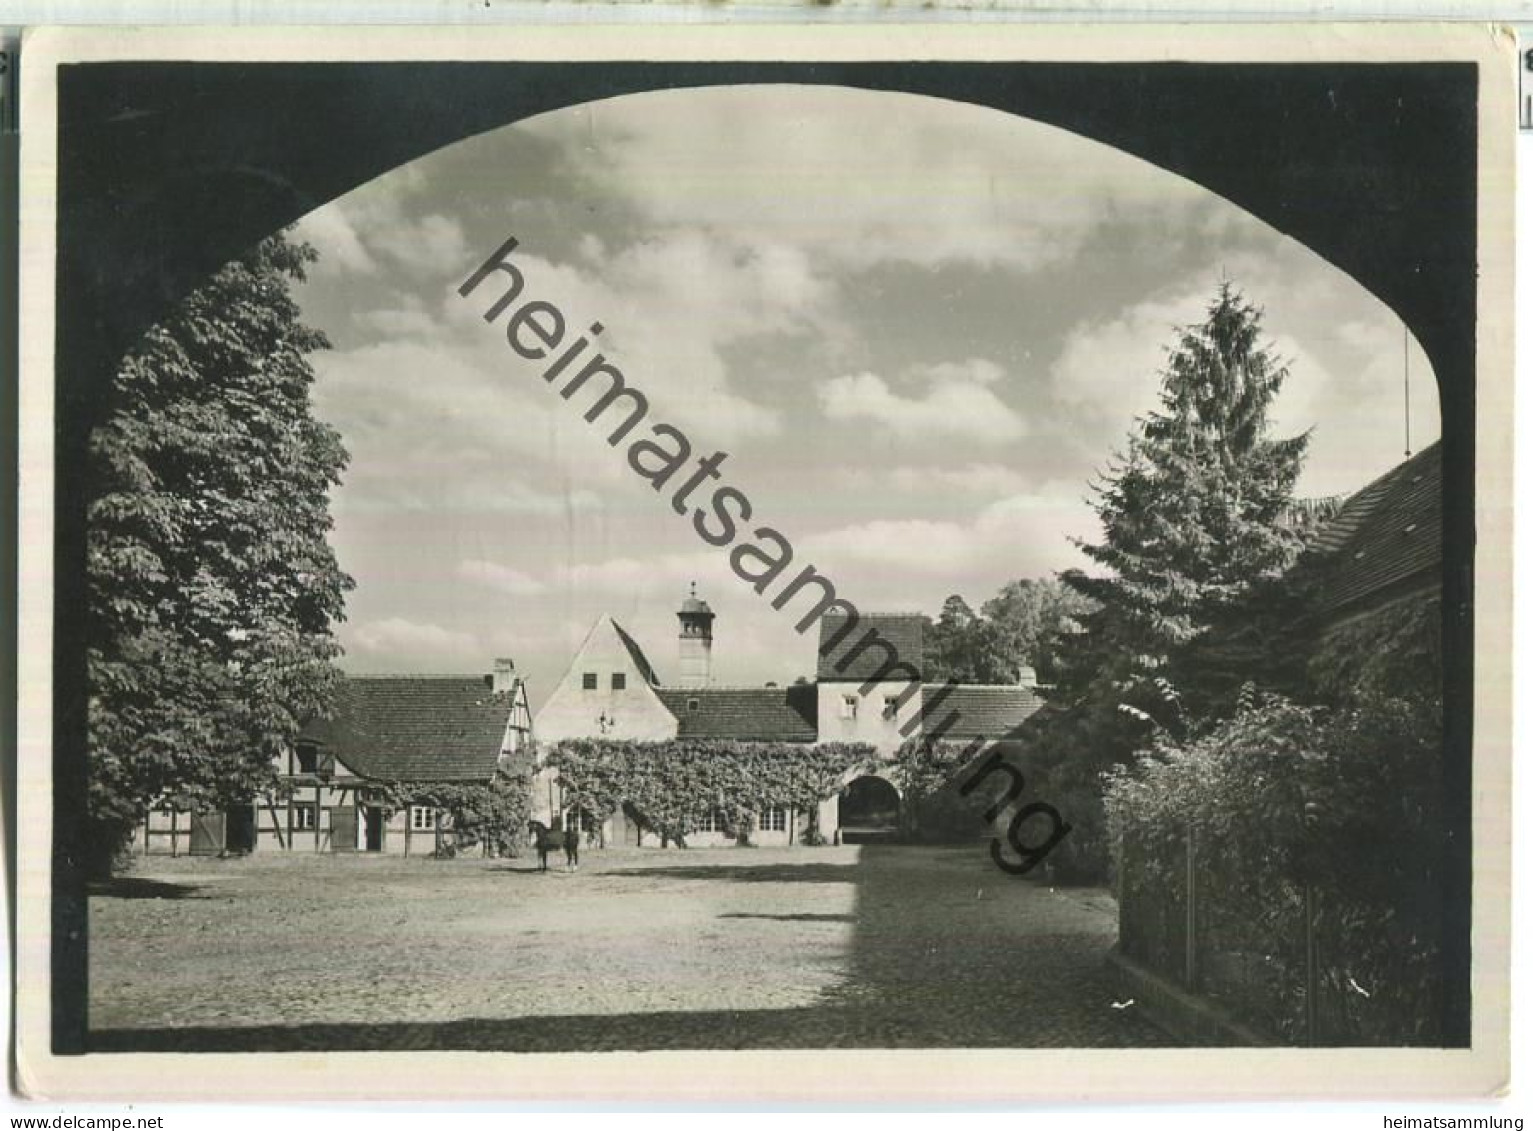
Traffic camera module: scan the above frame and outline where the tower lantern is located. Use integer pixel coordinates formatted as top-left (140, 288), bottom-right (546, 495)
top-left (676, 582), bottom-right (715, 689)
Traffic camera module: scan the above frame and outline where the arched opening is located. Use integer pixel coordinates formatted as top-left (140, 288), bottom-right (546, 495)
top-left (838, 776), bottom-right (902, 844)
top-left (44, 62), bottom-right (1480, 1053)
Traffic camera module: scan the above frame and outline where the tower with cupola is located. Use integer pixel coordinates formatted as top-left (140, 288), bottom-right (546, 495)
top-left (676, 582), bottom-right (715, 689)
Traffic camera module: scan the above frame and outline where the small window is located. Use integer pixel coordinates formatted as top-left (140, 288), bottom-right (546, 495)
top-left (697, 811), bottom-right (720, 833)
top-left (882, 697), bottom-right (900, 721)
top-left (581, 672), bottom-right (598, 690)
top-left (611, 673), bottom-right (627, 690)
top-left (761, 807), bottom-right (787, 832)
top-left (688, 697), bottom-right (700, 712)
top-left (295, 743), bottom-right (318, 774)
top-left (410, 806), bottom-right (437, 832)
top-left (292, 804), bottom-right (317, 831)
top-left (841, 695), bottom-right (858, 720)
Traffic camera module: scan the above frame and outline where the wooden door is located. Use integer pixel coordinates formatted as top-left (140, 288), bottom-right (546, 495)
top-left (225, 805), bottom-right (256, 853)
top-left (331, 804), bottom-right (357, 852)
top-left (188, 810), bottom-right (225, 855)
top-left (363, 806), bottom-right (385, 852)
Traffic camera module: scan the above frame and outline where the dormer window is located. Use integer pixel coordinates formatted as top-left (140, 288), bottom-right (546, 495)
top-left (295, 743), bottom-right (318, 774)
top-left (688, 697), bottom-right (700, 712)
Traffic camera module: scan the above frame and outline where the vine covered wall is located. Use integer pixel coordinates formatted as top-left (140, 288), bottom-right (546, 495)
top-left (543, 739), bottom-right (876, 846)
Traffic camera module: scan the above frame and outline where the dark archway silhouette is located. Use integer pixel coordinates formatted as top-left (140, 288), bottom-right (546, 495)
top-left (48, 59), bottom-right (1479, 1051)
top-left (839, 776), bottom-right (902, 844)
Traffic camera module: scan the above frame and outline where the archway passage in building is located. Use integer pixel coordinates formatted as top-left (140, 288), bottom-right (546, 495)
top-left (839, 777), bottom-right (902, 844)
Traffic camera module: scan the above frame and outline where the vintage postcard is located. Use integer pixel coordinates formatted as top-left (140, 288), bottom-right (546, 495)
top-left (12, 22), bottom-right (1516, 1103)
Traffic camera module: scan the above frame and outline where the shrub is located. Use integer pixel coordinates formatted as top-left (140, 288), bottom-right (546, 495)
top-left (373, 753), bottom-right (535, 859)
top-left (1105, 693), bottom-right (1442, 1044)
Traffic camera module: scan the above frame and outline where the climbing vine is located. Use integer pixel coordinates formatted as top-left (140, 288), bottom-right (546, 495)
top-left (365, 754), bottom-right (535, 857)
top-left (543, 740), bottom-right (875, 846)
top-left (886, 738), bottom-right (992, 839)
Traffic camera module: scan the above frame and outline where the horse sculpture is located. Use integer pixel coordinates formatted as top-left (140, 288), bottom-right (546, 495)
top-left (527, 819), bottom-right (579, 872)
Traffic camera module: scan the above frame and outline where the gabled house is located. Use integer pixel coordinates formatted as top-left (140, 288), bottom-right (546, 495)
top-left (532, 593), bottom-right (1046, 846)
top-left (138, 660), bottom-right (532, 857)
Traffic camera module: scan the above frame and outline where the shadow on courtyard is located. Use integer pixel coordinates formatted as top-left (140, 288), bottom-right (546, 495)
top-left (87, 877), bottom-right (207, 901)
top-left (606, 862), bottom-right (863, 885)
top-left (718, 911), bottom-right (855, 923)
top-left (89, 845), bottom-right (1175, 1052)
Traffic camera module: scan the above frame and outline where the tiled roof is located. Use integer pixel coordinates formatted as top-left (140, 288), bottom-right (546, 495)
top-left (816, 612), bottom-right (926, 682)
top-left (921, 684), bottom-right (1046, 740)
top-left (612, 620), bottom-right (661, 686)
top-left (1309, 442), bottom-right (1442, 616)
top-left (655, 684), bottom-right (819, 742)
top-left (300, 676), bottom-right (514, 783)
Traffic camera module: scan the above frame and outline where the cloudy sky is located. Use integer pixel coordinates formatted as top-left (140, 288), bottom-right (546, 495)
top-left (291, 84), bottom-right (1439, 707)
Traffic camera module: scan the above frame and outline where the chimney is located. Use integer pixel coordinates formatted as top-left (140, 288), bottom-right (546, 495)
top-left (1017, 665), bottom-right (1038, 689)
top-left (491, 657), bottom-right (517, 694)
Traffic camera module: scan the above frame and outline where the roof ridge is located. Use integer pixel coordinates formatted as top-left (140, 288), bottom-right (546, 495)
top-left (658, 684), bottom-right (804, 691)
top-left (925, 683), bottom-right (1039, 690)
top-left (342, 672), bottom-right (491, 680)
top-left (610, 619), bottom-right (662, 686)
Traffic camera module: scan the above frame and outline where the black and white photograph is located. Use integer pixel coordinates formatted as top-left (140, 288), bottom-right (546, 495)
top-left (12, 23), bottom-right (1516, 1104)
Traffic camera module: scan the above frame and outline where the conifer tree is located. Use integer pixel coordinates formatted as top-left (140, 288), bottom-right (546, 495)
top-left (1029, 283), bottom-right (1311, 880)
top-left (1057, 282), bottom-right (1310, 730)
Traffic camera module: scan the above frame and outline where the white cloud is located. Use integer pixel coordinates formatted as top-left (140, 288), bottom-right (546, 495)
top-left (820, 359), bottom-right (1027, 442)
top-left (458, 558), bottom-right (548, 597)
top-left (852, 462), bottom-right (1033, 498)
top-left (1050, 289), bottom-right (1202, 431)
top-left (795, 480), bottom-right (1096, 603)
top-left (1048, 251), bottom-right (1442, 502)
top-left (349, 617), bottom-right (478, 658)
top-left (372, 212), bottom-right (469, 276)
top-left (561, 548), bottom-right (730, 598)
top-left (531, 86), bottom-right (1214, 273)
top-left (295, 206), bottom-right (376, 274)
top-left (353, 306), bottom-right (438, 338)
top-left (800, 518), bottom-right (980, 577)
top-left (294, 164), bottom-right (464, 283)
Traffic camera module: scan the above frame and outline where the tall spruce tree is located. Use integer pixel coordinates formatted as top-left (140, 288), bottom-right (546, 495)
top-left (1025, 284), bottom-right (1310, 880)
top-left (1058, 282), bottom-right (1310, 731)
top-left (85, 231), bottom-right (352, 872)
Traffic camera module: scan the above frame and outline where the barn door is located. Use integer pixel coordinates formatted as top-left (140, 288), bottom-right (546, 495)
top-left (331, 804), bottom-right (357, 852)
top-left (225, 805), bottom-right (256, 853)
top-left (188, 810), bottom-right (226, 856)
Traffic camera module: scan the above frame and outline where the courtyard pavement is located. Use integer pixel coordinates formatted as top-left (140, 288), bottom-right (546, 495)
top-left (88, 842), bottom-right (1173, 1051)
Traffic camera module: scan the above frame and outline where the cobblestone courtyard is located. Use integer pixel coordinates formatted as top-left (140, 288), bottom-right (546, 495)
top-left (88, 843), bottom-right (1172, 1051)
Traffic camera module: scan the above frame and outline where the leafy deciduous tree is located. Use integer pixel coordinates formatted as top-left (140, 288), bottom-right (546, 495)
top-left (85, 231), bottom-right (352, 872)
